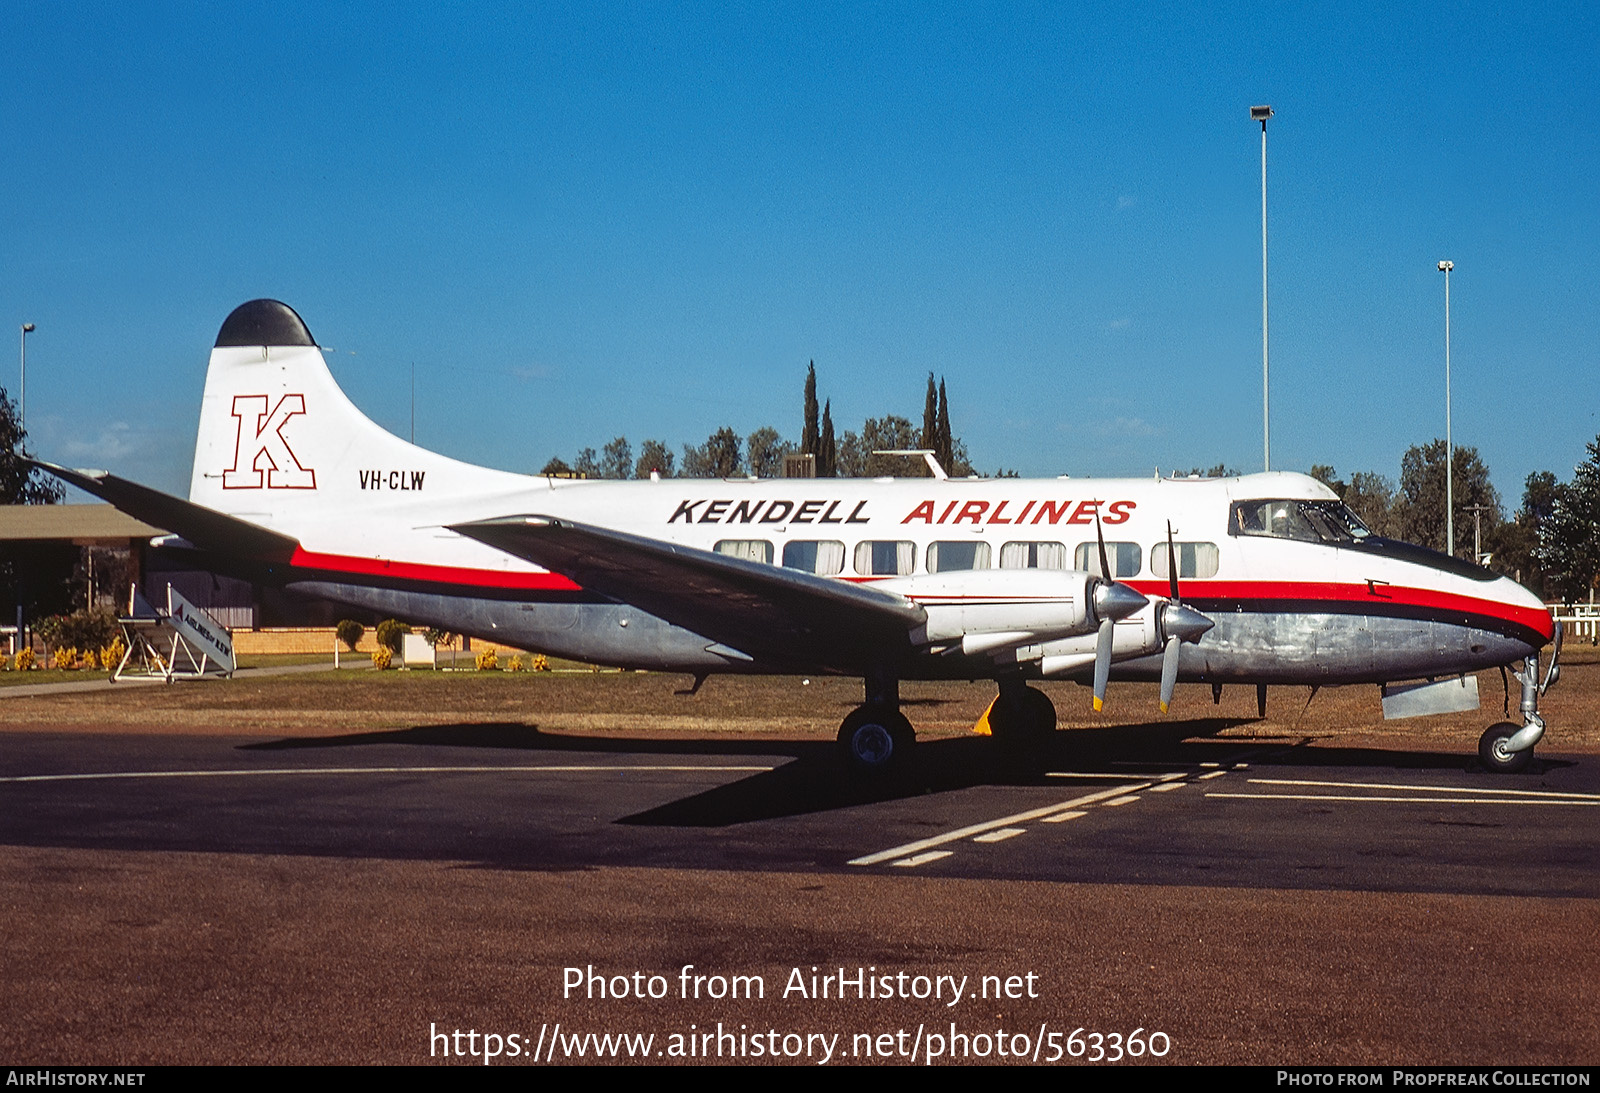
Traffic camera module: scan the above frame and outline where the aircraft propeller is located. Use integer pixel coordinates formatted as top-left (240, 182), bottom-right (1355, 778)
top-left (1090, 506), bottom-right (1147, 712)
top-left (1157, 521), bottom-right (1216, 713)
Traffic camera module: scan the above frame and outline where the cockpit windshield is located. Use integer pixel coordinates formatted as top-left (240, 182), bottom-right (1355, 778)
top-left (1230, 499), bottom-right (1372, 545)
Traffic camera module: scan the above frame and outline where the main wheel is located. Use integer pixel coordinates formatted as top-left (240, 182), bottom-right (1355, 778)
top-left (990, 686), bottom-right (1057, 747)
top-left (837, 705), bottom-right (914, 775)
top-left (1478, 722), bottom-right (1533, 774)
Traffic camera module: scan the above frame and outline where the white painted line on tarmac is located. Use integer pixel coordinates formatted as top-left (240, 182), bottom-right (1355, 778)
top-left (1209, 792), bottom-right (1598, 806)
top-left (1047, 771), bottom-right (1184, 780)
top-left (1149, 782), bottom-right (1184, 792)
top-left (1103, 795), bottom-right (1141, 807)
top-left (848, 783), bottom-right (1152, 866)
top-left (972, 828), bottom-right (1027, 844)
top-left (1041, 810), bottom-right (1087, 824)
top-left (1247, 778), bottom-right (1600, 802)
top-left (0, 764), bottom-right (776, 784)
top-left (891, 851), bottom-right (954, 868)
top-left (1198, 770), bottom-right (1228, 780)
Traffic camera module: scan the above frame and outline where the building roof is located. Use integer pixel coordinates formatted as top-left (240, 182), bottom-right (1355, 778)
top-left (0, 504), bottom-right (167, 544)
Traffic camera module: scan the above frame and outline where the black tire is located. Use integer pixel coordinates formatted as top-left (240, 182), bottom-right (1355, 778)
top-left (990, 686), bottom-right (1057, 748)
top-left (1478, 722), bottom-right (1533, 774)
top-left (837, 706), bottom-right (915, 775)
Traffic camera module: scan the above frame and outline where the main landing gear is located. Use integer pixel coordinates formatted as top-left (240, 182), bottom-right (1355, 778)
top-left (987, 679), bottom-right (1057, 752)
top-left (837, 669), bottom-right (914, 775)
top-left (835, 673), bottom-right (1061, 775)
top-left (1479, 627), bottom-right (1562, 775)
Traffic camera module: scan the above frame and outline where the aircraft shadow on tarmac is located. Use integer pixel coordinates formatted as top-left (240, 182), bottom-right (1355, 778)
top-left (240, 719), bottom-right (1573, 827)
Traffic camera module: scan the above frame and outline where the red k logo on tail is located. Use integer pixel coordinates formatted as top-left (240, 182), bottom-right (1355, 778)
top-left (222, 394), bottom-right (316, 489)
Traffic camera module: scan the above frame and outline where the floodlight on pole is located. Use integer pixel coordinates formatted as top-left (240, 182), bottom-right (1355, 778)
top-left (1438, 260), bottom-right (1454, 557)
top-left (19, 323), bottom-right (34, 432)
top-left (1251, 105), bottom-right (1273, 471)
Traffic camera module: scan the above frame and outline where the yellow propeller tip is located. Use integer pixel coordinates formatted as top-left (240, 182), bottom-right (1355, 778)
top-left (1092, 697), bottom-right (1103, 712)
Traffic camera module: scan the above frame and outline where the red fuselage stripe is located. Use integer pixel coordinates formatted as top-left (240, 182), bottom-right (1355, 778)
top-left (287, 548), bottom-right (582, 591)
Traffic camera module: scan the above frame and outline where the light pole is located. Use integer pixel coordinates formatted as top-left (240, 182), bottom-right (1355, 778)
top-left (1252, 105), bottom-right (1274, 471)
top-left (1438, 260), bottom-right (1453, 557)
top-left (19, 323), bottom-right (34, 432)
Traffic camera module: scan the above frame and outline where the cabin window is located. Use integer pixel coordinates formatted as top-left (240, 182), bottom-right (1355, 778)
top-left (854, 540), bottom-right (915, 576)
top-left (926, 541), bottom-right (991, 572)
top-left (999, 541), bottom-right (1068, 570)
top-left (714, 539), bottom-right (774, 564)
top-left (1149, 541), bottom-right (1220, 579)
top-left (1072, 541), bottom-right (1142, 578)
top-left (782, 539), bottom-right (845, 575)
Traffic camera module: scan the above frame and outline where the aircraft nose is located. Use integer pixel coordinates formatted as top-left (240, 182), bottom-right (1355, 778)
top-left (1092, 580), bottom-right (1149, 623)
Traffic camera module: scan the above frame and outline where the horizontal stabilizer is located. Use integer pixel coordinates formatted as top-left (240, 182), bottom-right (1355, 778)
top-left (32, 461), bottom-right (299, 560)
top-left (451, 514), bottom-right (926, 669)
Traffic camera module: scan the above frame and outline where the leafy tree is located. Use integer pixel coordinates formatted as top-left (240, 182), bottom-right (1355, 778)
top-left (1344, 471), bottom-right (1399, 537)
top-left (572, 447), bottom-right (601, 479)
top-left (837, 415), bottom-right (922, 477)
top-left (375, 618), bottom-right (409, 654)
top-left (682, 427), bottom-right (743, 478)
top-left (1395, 440), bottom-right (1499, 556)
top-left (1495, 471), bottom-right (1561, 595)
top-left (1540, 438), bottom-right (1600, 600)
top-left (1185, 464), bottom-right (1241, 478)
top-left (817, 401), bottom-right (836, 477)
top-left (633, 439), bottom-right (675, 478)
top-left (335, 619), bottom-right (364, 652)
top-left (599, 437), bottom-right (632, 480)
top-left (0, 387), bottom-right (62, 505)
top-left (801, 362), bottom-right (819, 456)
top-left (539, 456), bottom-right (573, 476)
top-left (745, 426), bottom-right (794, 479)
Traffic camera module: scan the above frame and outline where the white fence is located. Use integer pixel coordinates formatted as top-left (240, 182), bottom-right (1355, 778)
top-left (1551, 602), bottom-right (1600, 644)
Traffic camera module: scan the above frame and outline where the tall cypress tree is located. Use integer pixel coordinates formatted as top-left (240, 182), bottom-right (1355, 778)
top-left (920, 372), bottom-right (938, 451)
top-left (802, 361), bottom-right (819, 455)
top-left (936, 378), bottom-right (953, 472)
top-left (819, 400), bottom-right (836, 477)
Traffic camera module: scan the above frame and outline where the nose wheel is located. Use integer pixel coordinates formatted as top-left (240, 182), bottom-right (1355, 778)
top-left (1478, 722), bottom-right (1533, 774)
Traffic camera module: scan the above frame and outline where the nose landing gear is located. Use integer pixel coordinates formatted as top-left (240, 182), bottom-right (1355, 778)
top-left (1480, 624), bottom-right (1561, 774)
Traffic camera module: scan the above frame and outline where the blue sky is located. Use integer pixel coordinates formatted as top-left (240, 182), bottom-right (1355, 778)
top-left (2, 2), bottom-right (1595, 509)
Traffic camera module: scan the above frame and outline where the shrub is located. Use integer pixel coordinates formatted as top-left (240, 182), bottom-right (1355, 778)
top-left (507, 654), bottom-right (524, 672)
top-left (100, 638), bottom-right (126, 671)
top-left (371, 648), bottom-right (392, 670)
top-left (15, 648), bottom-right (35, 671)
top-left (475, 648), bottom-right (498, 671)
top-left (53, 647), bottom-right (76, 670)
top-left (532, 654), bottom-right (549, 672)
top-left (335, 619), bottom-right (364, 652)
top-left (375, 619), bottom-right (409, 655)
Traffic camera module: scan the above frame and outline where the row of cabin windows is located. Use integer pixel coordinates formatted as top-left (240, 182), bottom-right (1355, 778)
top-left (713, 538), bottom-right (1222, 579)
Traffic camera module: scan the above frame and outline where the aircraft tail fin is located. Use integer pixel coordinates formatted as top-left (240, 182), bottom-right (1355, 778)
top-left (189, 300), bottom-right (527, 531)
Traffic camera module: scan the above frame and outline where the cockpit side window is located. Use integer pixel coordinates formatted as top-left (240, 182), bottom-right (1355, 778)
top-left (1230, 500), bottom-right (1371, 545)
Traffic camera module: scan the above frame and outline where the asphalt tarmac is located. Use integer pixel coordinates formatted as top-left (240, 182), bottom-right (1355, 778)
top-left (1, 713), bottom-right (1595, 1065)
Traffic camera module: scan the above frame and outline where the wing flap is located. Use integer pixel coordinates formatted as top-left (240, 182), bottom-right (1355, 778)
top-left (450, 515), bottom-right (926, 668)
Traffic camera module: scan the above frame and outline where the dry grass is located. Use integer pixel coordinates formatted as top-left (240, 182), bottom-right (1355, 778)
top-left (3, 643), bottom-right (1597, 754)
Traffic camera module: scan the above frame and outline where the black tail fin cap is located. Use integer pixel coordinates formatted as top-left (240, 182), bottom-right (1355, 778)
top-left (214, 299), bottom-right (316, 348)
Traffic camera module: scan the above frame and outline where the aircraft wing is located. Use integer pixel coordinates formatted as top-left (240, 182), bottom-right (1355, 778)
top-left (451, 514), bottom-right (927, 669)
top-left (31, 461), bottom-right (300, 560)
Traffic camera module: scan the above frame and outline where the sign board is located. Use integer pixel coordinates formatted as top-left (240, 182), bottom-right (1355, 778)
top-left (167, 586), bottom-right (236, 673)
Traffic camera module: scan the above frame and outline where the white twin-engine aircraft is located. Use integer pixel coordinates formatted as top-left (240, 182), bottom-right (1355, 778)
top-left (42, 300), bottom-right (1560, 775)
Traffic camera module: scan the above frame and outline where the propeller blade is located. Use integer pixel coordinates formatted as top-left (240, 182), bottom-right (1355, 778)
top-left (1096, 505), bottom-right (1112, 580)
top-left (1159, 635), bottom-right (1181, 713)
top-left (1166, 520), bottom-right (1179, 603)
top-left (1092, 617), bottom-right (1114, 711)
